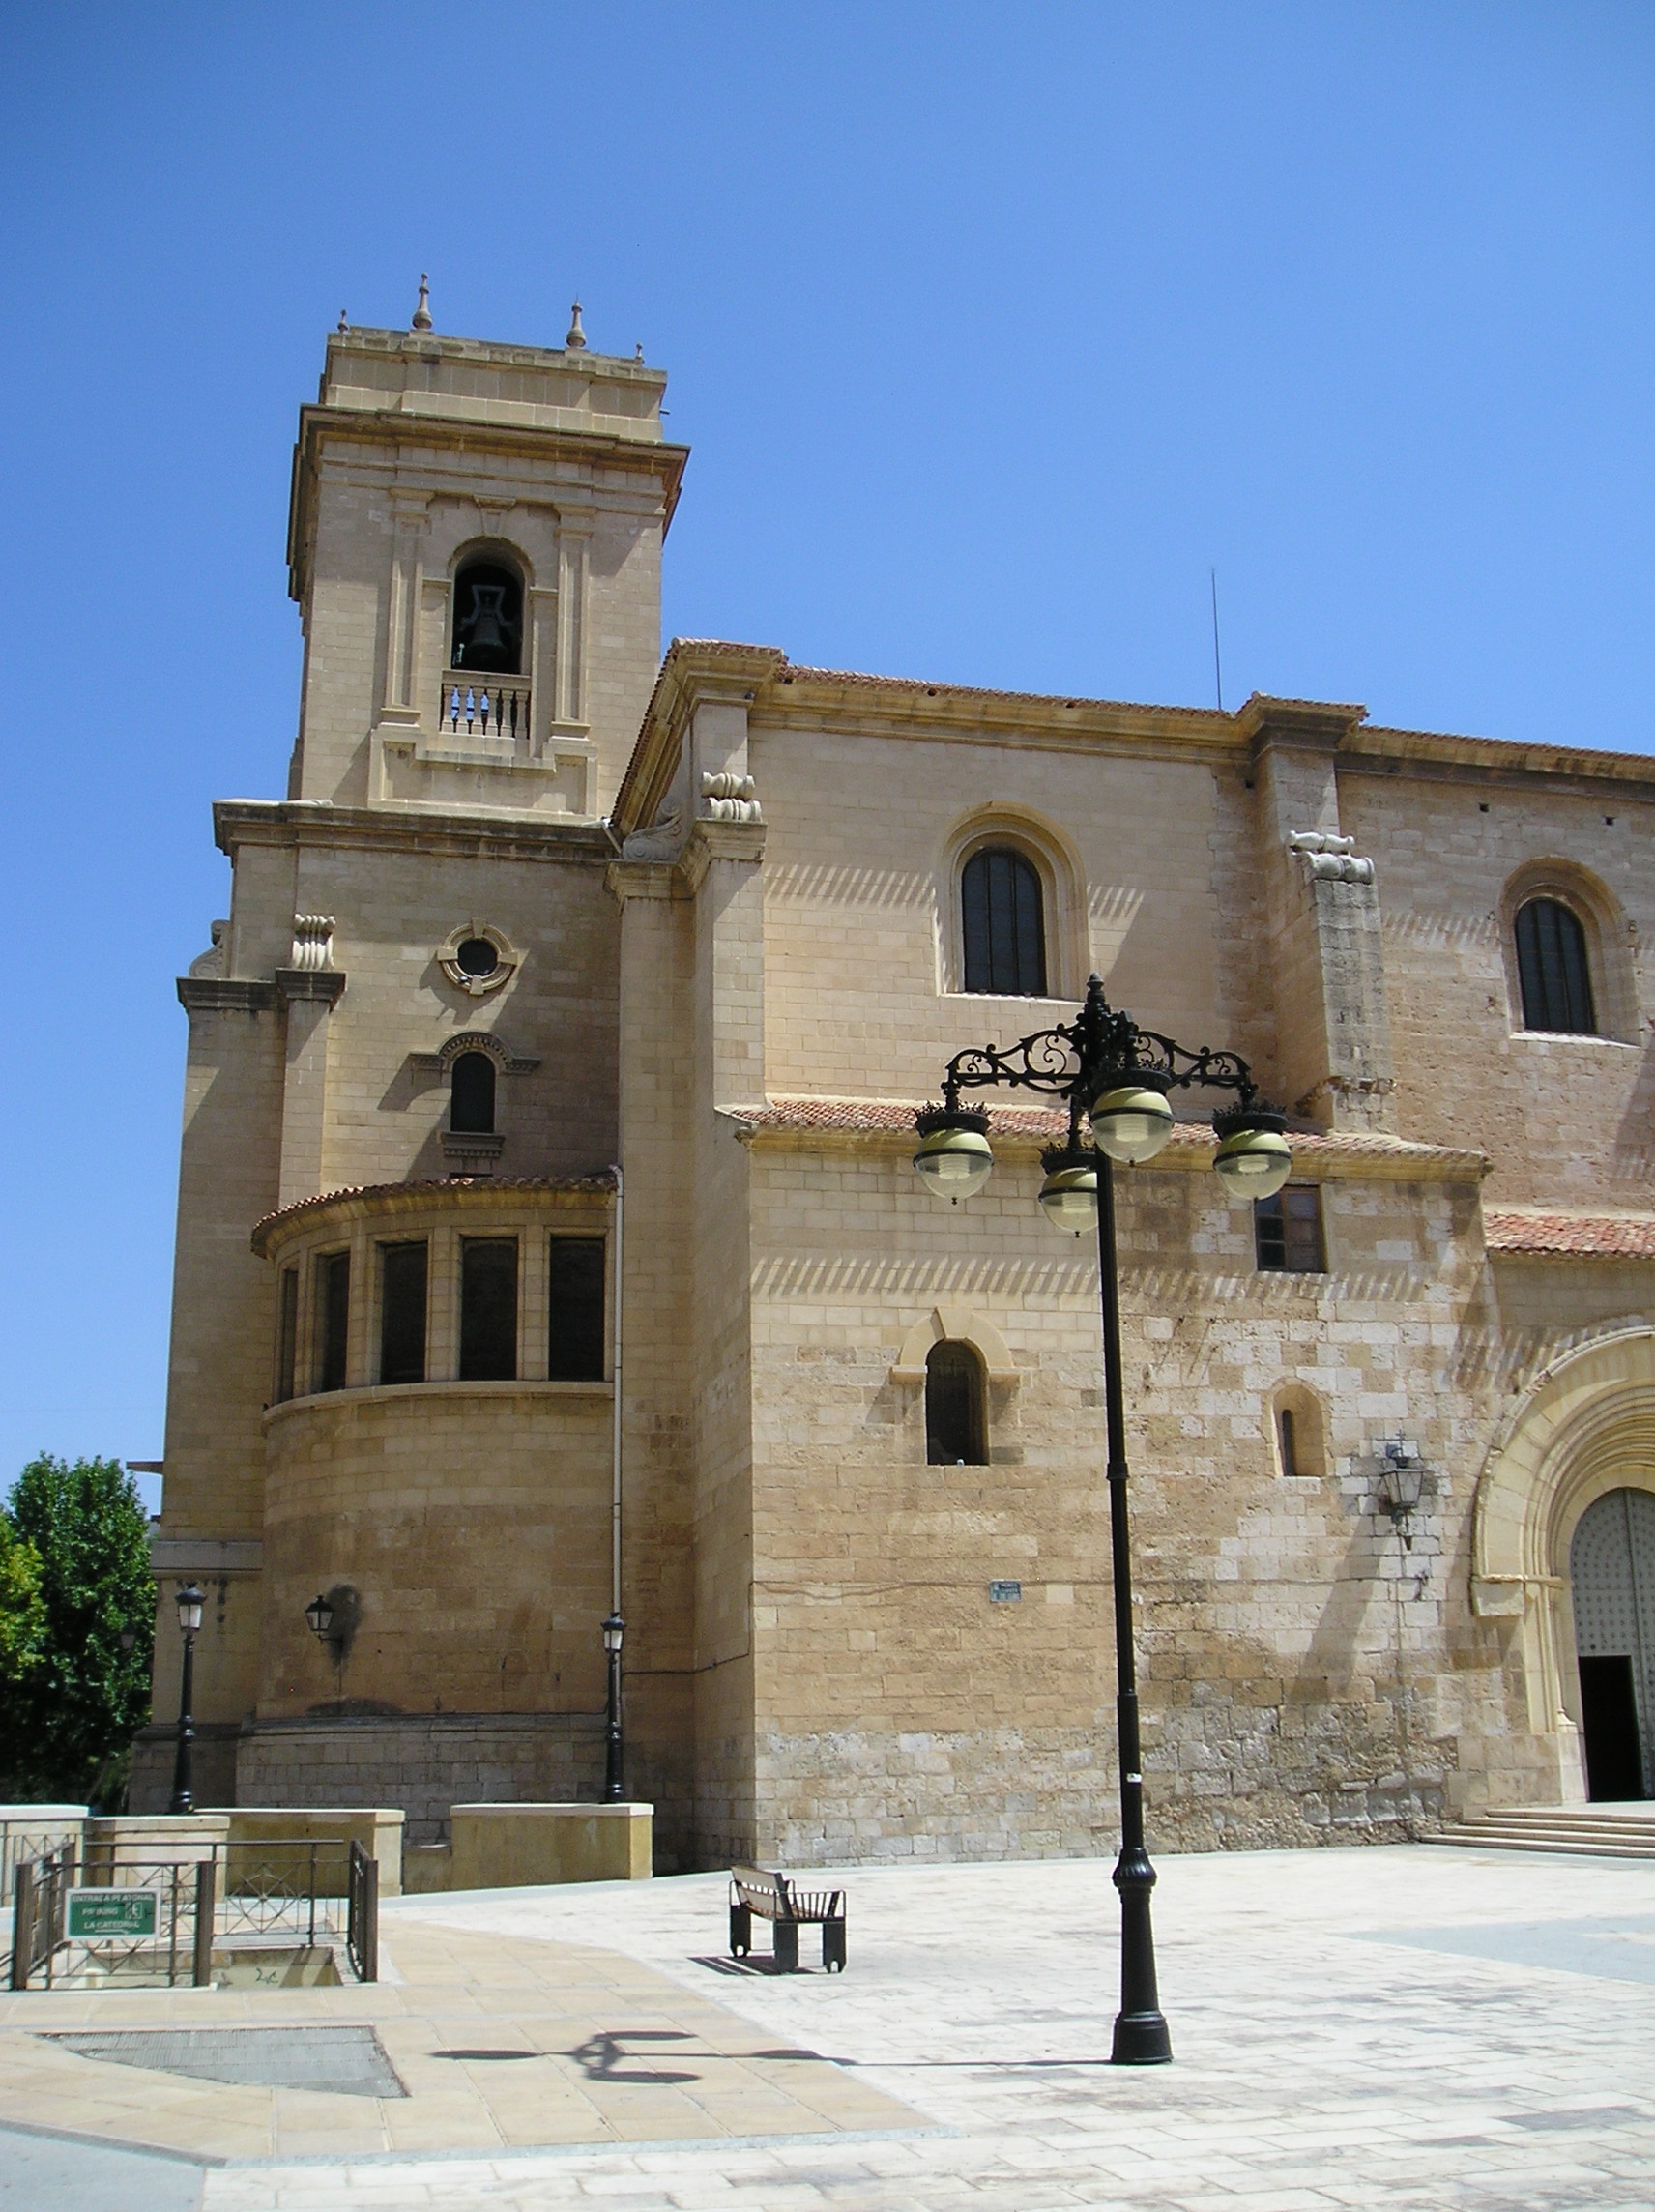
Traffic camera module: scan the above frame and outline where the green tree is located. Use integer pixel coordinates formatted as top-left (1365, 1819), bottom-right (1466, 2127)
top-left (0, 1457), bottom-right (154, 1804)
top-left (0, 1518), bottom-right (46, 1686)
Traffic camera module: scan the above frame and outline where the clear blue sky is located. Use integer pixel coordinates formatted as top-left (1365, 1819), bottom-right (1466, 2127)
top-left (1, 4), bottom-right (1650, 1508)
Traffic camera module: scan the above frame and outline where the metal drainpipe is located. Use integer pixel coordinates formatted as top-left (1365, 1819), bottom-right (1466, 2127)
top-left (610, 1165), bottom-right (624, 1615)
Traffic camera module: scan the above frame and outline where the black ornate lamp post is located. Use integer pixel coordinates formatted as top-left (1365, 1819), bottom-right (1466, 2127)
top-left (914, 973), bottom-right (1292, 2065)
top-left (602, 1613), bottom-right (625, 1800)
top-left (168, 1582), bottom-right (206, 1816)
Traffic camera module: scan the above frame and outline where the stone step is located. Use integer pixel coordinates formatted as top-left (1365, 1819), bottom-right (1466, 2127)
top-left (1436, 1830), bottom-right (1655, 1860)
top-left (1437, 1807), bottom-right (1655, 1859)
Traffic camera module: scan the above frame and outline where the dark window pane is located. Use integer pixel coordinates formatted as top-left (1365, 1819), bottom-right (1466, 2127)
top-left (275, 1267), bottom-right (299, 1404)
top-left (1257, 1189), bottom-right (1323, 1273)
top-left (380, 1241), bottom-right (428, 1385)
top-left (317, 1250), bottom-right (350, 1392)
top-left (1279, 1408), bottom-right (1298, 1478)
top-left (1283, 1189), bottom-right (1325, 1272)
top-left (1515, 898), bottom-right (1596, 1034)
top-left (1254, 1196), bottom-right (1288, 1270)
top-left (460, 1237), bottom-right (517, 1381)
top-left (450, 1052), bottom-right (496, 1133)
top-left (962, 848), bottom-right (1046, 995)
top-left (548, 1237), bottom-right (606, 1382)
top-left (926, 1341), bottom-right (986, 1465)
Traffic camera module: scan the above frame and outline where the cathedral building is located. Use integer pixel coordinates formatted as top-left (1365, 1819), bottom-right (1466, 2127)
top-left (135, 301), bottom-right (1655, 1868)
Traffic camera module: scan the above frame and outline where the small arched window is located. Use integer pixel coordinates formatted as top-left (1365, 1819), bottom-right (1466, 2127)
top-left (450, 1051), bottom-right (496, 1134)
top-left (450, 558), bottom-right (523, 674)
top-left (1515, 897), bottom-right (1596, 1035)
top-left (926, 1340), bottom-right (987, 1465)
top-left (962, 847), bottom-right (1046, 996)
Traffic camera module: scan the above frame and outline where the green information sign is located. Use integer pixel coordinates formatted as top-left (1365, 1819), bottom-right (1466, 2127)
top-left (66, 1888), bottom-right (160, 1939)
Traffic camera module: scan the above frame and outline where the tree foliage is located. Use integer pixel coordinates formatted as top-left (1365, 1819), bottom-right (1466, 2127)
top-left (0, 1457), bottom-right (154, 1804)
top-left (0, 1518), bottom-right (46, 1686)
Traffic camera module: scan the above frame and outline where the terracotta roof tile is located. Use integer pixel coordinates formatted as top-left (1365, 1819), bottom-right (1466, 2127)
top-left (1484, 1208), bottom-right (1655, 1258)
top-left (734, 1097), bottom-right (1483, 1168)
top-left (252, 1172), bottom-right (616, 1249)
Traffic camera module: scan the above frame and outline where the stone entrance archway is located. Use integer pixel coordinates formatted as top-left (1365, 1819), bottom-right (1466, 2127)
top-left (1471, 1328), bottom-right (1655, 1806)
top-left (1570, 1487), bottom-right (1655, 1800)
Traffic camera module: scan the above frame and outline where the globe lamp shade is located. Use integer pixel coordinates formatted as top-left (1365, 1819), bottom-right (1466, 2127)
top-left (1212, 1120), bottom-right (1292, 1201)
top-left (1088, 1082), bottom-right (1174, 1166)
top-left (175, 1582), bottom-right (206, 1636)
top-left (912, 1116), bottom-right (994, 1203)
top-left (1037, 1149), bottom-right (1099, 1235)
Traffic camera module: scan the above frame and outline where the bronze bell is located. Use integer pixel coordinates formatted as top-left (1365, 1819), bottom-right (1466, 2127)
top-left (460, 582), bottom-right (509, 663)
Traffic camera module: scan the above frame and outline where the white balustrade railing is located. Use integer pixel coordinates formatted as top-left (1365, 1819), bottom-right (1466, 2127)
top-left (438, 671), bottom-right (531, 742)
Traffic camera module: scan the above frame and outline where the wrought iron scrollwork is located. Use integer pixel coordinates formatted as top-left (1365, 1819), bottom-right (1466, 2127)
top-left (938, 974), bottom-right (1260, 1114)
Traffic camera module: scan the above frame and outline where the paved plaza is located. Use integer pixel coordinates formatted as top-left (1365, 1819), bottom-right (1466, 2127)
top-left (2, 1841), bottom-right (1652, 2209)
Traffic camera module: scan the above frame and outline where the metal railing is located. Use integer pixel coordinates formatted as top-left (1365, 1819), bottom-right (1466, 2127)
top-left (0, 1814), bottom-right (85, 1982)
top-left (347, 1839), bottom-right (378, 1983)
top-left (8, 1843), bottom-right (74, 1989)
top-left (439, 670), bottom-right (531, 742)
top-left (8, 1836), bottom-right (379, 1990)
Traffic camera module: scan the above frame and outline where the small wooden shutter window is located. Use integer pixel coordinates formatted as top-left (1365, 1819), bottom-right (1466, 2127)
top-left (317, 1250), bottom-right (350, 1393)
top-left (275, 1266), bottom-right (299, 1404)
top-left (1515, 897), bottom-right (1596, 1035)
top-left (926, 1341), bottom-right (987, 1465)
top-left (459, 1237), bottom-right (518, 1381)
top-left (547, 1237), bottom-right (606, 1382)
top-left (962, 848), bottom-right (1047, 996)
top-left (450, 1051), bottom-right (497, 1133)
top-left (379, 1241), bottom-right (428, 1385)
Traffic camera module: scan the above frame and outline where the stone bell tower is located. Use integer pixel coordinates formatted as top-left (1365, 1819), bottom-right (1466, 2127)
top-left (285, 290), bottom-right (687, 819)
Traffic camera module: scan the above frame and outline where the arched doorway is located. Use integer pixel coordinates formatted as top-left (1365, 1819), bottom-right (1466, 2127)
top-left (1470, 1327), bottom-right (1655, 1806)
top-left (1570, 1487), bottom-right (1655, 1801)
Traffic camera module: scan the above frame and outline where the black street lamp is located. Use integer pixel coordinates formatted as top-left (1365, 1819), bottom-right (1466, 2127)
top-left (914, 973), bottom-right (1292, 2066)
top-left (602, 1613), bottom-right (625, 1801)
top-left (168, 1582), bottom-right (206, 1816)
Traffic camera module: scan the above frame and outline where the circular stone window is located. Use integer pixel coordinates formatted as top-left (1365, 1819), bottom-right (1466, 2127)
top-left (455, 937), bottom-right (499, 979)
top-left (437, 922), bottom-right (519, 999)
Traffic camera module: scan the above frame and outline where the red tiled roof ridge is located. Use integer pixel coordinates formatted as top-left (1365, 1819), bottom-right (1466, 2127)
top-left (737, 1096), bottom-right (1482, 1161)
top-left (252, 1171), bottom-right (616, 1242)
top-left (1485, 1207), bottom-right (1655, 1257)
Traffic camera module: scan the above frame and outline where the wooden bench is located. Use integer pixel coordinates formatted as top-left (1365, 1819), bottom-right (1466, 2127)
top-left (729, 1865), bottom-right (846, 1972)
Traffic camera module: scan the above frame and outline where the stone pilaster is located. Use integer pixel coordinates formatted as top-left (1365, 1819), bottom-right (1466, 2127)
top-left (1244, 697), bottom-right (1396, 1132)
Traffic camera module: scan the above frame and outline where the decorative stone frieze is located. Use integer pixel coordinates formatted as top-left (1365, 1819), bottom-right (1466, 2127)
top-left (1287, 830), bottom-right (1376, 884)
top-left (289, 913), bottom-right (336, 969)
top-left (699, 771), bottom-right (762, 823)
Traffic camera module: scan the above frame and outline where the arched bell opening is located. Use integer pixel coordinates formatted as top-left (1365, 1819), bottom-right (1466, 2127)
top-left (450, 555), bottom-right (524, 674)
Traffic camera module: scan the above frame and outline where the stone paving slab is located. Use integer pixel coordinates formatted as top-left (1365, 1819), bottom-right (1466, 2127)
top-left (0, 1920), bottom-right (918, 2166)
top-left (8, 1844), bottom-right (1655, 2207)
top-left (228, 1840), bottom-right (1650, 2212)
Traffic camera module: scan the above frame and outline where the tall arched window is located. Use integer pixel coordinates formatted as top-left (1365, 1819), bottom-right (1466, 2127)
top-left (962, 847), bottom-right (1046, 995)
top-left (450, 1051), bottom-right (496, 1134)
top-left (1515, 897), bottom-right (1596, 1035)
top-left (926, 1340), bottom-right (987, 1465)
top-left (450, 558), bottom-right (523, 673)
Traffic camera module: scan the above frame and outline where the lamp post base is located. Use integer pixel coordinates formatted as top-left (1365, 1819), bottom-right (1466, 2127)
top-left (1111, 2009), bottom-right (1173, 2065)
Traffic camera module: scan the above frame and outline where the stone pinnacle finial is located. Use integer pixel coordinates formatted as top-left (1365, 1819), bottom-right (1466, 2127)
top-left (412, 274), bottom-right (433, 333)
top-left (337, 308), bottom-right (348, 333)
top-left (566, 300), bottom-right (587, 350)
